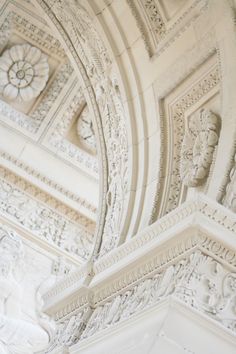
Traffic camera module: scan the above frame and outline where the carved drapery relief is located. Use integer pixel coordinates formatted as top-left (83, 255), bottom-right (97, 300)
top-left (38, 0), bottom-right (129, 256)
top-left (0, 225), bottom-right (52, 353)
top-left (0, 44), bottom-right (49, 101)
top-left (41, 196), bottom-right (236, 352)
top-left (180, 108), bottom-right (220, 187)
top-left (0, 178), bottom-right (94, 260)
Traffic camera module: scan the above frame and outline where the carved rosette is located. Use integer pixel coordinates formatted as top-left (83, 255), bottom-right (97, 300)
top-left (180, 108), bottom-right (220, 187)
top-left (0, 44), bottom-right (49, 101)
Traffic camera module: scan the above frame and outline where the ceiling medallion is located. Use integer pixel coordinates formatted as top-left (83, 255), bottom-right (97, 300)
top-left (0, 44), bottom-right (49, 102)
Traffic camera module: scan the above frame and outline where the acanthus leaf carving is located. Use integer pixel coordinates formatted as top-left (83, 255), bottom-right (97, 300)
top-left (0, 177), bottom-right (94, 260)
top-left (42, 0), bottom-right (129, 256)
top-left (180, 108), bottom-right (220, 187)
top-left (81, 250), bottom-right (236, 341)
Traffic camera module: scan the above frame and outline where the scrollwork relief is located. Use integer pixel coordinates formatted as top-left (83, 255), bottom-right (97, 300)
top-left (0, 178), bottom-right (94, 259)
top-left (45, 307), bottom-right (91, 353)
top-left (40, 0), bottom-right (129, 255)
top-left (81, 250), bottom-right (236, 340)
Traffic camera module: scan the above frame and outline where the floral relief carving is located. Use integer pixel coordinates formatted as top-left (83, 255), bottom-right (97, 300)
top-left (0, 44), bottom-right (49, 101)
top-left (45, 307), bottom-right (90, 352)
top-left (180, 108), bottom-right (220, 187)
top-left (41, 0), bottom-right (129, 255)
top-left (0, 178), bottom-right (94, 260)
top-left (160, 65), bottom-right (220, 215)
top-left (81, 250), bottom-right (236, 340)
top-left (0, 164), bottom-right (97, 222)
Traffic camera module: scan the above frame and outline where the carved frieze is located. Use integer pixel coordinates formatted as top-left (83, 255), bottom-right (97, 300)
top-left (39, 0), bottom-right (129, 255)
top-left (46, 306), bottom-right (91, 352)
top-left (0, 165), bottom-right (97, 224)
top-left (81, 250), bottom-right (236, 339)
top-left (41, 196), bottom-right (236, 351)
top-left (0, 177), bottom-right (94, 260)
top-left (12, 12), bottom-right (66, 59)
top-left (180, 108), bottom-right (220, 187)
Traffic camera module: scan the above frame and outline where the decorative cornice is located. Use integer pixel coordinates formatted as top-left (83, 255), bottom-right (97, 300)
top-left (43, 196), bottom-right (236, 318)
top-left (42, 196), bottom-right (236, 350)
top-left (81, 248), bottom-right (236, 341)
top-left (0, 152), bottom-right (97, 217)
top-left (95, 195), bottom-right (235, 274)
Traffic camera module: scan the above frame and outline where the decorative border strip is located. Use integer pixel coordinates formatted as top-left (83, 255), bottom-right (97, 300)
top-left (0, 152), bottom-right (97, 216)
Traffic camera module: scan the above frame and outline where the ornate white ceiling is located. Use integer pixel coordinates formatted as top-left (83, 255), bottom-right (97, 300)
top-left (0, 0), bottom-right (99, 225)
